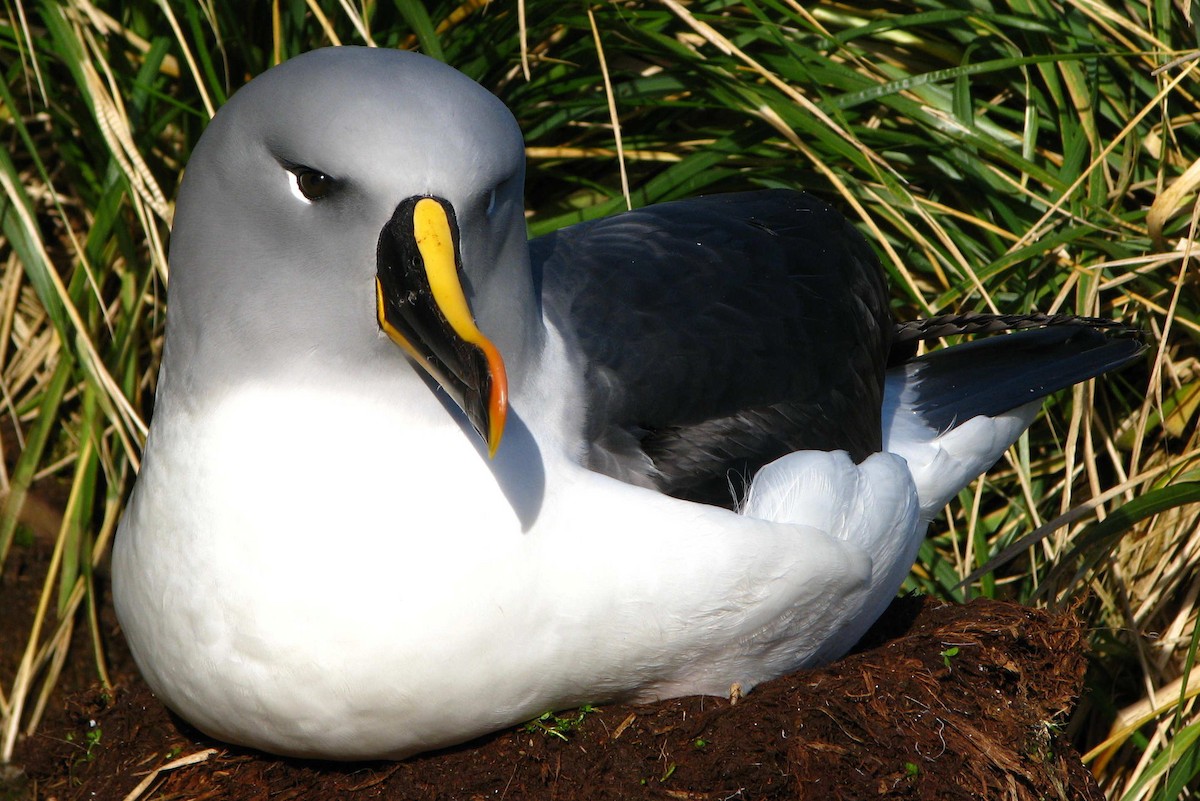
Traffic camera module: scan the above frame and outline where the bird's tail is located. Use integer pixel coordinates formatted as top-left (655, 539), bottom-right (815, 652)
top-left (883, 321), bottom-right (1145, 520)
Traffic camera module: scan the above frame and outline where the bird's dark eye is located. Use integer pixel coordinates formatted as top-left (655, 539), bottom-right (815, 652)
top-left (295, 169), bottom-right (334, 201)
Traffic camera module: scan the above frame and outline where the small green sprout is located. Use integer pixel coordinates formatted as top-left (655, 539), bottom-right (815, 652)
top-left (940, 646), bottom-right (960, 668)
top-left (68, 724), bottom-right (102, 769)
top-left (522, 704), bottom-right (596, 741)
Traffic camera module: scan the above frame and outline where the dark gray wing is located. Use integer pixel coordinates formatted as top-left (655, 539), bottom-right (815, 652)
top-left (533, 190), bottom-right (891, 508)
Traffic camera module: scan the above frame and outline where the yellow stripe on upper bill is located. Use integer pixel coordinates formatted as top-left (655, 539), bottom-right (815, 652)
top-left (414, 197), bottom-right (477, 338)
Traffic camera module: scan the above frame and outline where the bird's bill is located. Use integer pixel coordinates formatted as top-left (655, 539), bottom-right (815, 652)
top-left (375, 196), bottom-right (508, 457)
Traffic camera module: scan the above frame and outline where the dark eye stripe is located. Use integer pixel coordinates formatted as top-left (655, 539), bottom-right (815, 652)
top-left (296, 169), bottom-right (334, 201)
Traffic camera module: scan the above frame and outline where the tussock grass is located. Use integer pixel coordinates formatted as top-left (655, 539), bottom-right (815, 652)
top-left (1, 1), bottom-right (1197, 796)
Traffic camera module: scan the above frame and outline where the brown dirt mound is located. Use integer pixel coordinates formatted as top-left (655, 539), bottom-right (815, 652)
top-left (9, 595), bottom-right (1100, 800)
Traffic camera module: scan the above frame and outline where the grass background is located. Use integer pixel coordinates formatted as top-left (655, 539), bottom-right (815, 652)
top-left (1, 0), bottom-right (1198, 797)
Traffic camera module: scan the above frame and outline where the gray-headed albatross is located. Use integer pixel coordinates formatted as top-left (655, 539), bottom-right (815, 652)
top-left (112, 46), bottom-right (1142, 760)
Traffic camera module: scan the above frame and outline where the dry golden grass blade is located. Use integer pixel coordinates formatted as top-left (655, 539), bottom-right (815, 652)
top-left (131, 178), bottom-right (172, 290)
top-left (518, 0), bottom-right (530, 80)
top-left (303, 0), bottom-right (342, 47)
top-left (78, 33), bottom-right (170, 221)
top-left (914, 196), bottom-right (1021, 242)
top-left (10, 0), bottom-right (48, 102)
top-left (336, 0), bottom-right (375, 46)
top-left (525, 146), bottom-right (681, 162)
top-left (1148, 155), bottom-right (1200, 249)
top-left (120, 748), bottom-right (219, 801)
top-left (153, 0), bottom-right (215, 117)
top-left (1066, 288), bottom-right (1106, 515)
top-left (587, 7), bottom-right (630, 210)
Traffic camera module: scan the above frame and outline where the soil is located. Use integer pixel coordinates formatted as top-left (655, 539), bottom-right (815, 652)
top-left (3, 537), bottom-right (1102, 801)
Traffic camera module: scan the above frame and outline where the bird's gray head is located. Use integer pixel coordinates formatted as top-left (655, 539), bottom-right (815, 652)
top-left (165, 47), bottom-right (533, 449)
